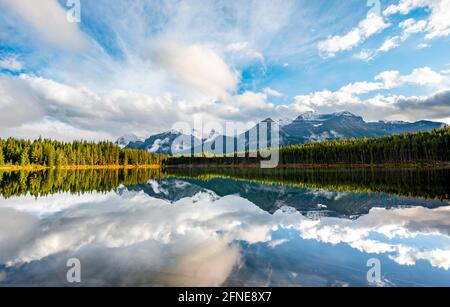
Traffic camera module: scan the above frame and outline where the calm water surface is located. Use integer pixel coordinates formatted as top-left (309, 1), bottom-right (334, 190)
top-left (0, 168), bottom-right (449, 287)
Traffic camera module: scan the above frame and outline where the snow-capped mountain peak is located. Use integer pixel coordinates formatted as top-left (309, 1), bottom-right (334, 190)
top-left (115, 134), bottom-right (142, 148)
top-left (332, 111), bottom-right (358, 117)
top-left (123, 111), bottom-right (445, 155)
top-left (296, 111), bottom-right (321, 121)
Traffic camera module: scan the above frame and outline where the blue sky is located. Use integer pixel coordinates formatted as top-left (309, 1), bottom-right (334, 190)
top-left (0, 0), bottom-right (449, 141)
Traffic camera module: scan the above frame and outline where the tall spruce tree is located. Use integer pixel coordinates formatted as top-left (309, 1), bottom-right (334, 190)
top-left (20, 147), bottom-right (30, 166)
top-left (0, 147), bottom-right (4, 165)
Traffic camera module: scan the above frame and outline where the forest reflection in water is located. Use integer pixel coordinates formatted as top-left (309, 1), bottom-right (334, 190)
top-left (0, 167), bottom-right (449, 202)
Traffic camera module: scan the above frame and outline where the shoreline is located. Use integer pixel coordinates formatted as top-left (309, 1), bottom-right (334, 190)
top-left (1, 162), bottom-right (449, 172)
top-left (163, 162), bottom-right (450, 170)
top-left (0, 164), bottom-right (161, 172)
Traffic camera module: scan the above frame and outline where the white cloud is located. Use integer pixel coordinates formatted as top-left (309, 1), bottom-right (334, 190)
top-left (354, 36), bottom-right (401, 61)
top-left (399, 18), bottom-right (428, 38)
top-left (356, 1), bottom-right (449, 61)
top-left (339, 81), bottom-right (384, 95)
top-left (229, 91), bottom-right (274, 112)
top-left (402, 67), bottom-right (444, 84)
top-left (153, 42), bottom-right (239, 99)
top-left (390, 247), bottom-right (450, 270)
top-left (0, 0), bottom-right (89, 50)
top-left (0, 74), bottom-right (184, 140)
top-left (374, 71), bottom-right (401, 88)
top-left (294, 67), bottom-right (449, 123)
top-left (294, 90), bottom-right (360, 110)
top-left (0, 73), bottom-right (292, 141)
top-left (375, 67), bottom-right (444, 88)
top-left (318, 12), bottom-right (390, 57)
top-left (226, 42), bottom-right (250, 52)
top-left (378, 36), bottom-right (401, 53)
top-left (0, 74), bottom-right (44, 127)
top-left (0, 54), bottom-right (23, 71)
top-left (0, 64), bottom-right (447, 142)
top-left (384, 0), bottom-right (450, 39)
top-left (263, 87), bottom-right (283, 97)
top-left (225, 41), bottom-right (265, 68)
top-left (307, 67), bottom-right (444, 98)
top-left (354, 49), bottom-right (375, 61)
top-left (164, 238), bottom-right (241, 286)
top-left (0, 0), bottom-right (447, 144)
top-left (4, 117), bottom-right (113, 142)
top-left (383, 0), bottom-right (427, 15)
top-left (358, 12), bottom-right (390, 37)
top-left (319, 29), bottom-right (361, 57)
top-left (417, 43), bottom-right (431, 49)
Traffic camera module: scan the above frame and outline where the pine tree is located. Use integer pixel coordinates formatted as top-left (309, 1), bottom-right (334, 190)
top-left (31, 145), bottom-right (43, 165)
top-left (55, 148), bottom-right (68, 167)
top-left (44, 145), bottom-right (56, 167)
top-left (20, 147), bottom-right (30, 166)
top-left (123, 151), bottom-right (129, 166)
top-left (0, 147), bottom-right (4, 165)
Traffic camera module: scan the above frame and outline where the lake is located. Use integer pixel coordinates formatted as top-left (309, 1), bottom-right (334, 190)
top-left (0, 168), bottom-right (449, 287)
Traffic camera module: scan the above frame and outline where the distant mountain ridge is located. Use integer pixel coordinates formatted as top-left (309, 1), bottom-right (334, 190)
top-left (280, 111), bottom-right (445, 146)
top-left (115, 134), bottom-right (142, 148)
top-left (118, 111), bottom-right (446, 155)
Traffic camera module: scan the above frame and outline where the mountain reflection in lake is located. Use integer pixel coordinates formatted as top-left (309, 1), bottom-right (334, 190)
top-left (0, 168), bottom-right (449, 287)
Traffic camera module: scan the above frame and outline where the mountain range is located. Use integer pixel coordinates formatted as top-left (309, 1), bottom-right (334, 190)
top-left (124, 176), bottom-right (447, 220)
top-left (118, 111), bottom-right (446, 155)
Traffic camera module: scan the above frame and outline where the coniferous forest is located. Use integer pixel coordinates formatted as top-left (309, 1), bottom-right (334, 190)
top-left (1, 127), bottom-right (449, 169)
top-left (0, 138), bottom-right (160, 168)
top-left (164, 127), bottom-right (450, 166)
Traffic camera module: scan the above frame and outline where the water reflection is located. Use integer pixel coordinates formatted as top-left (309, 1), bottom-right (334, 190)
top-left (0, 168), bottom-right (449, 286)
top-left (0, 168), bottom-right (162, 199)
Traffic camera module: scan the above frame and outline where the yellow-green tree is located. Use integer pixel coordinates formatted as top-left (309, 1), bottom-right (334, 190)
top-left (0, 147), bottom-right (4, 165)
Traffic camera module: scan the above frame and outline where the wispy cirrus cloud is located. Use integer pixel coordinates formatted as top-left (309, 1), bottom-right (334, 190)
top-left (318, 12), bottom-right (390, 58)
top-left (351, 0), bottom-right (450, 61)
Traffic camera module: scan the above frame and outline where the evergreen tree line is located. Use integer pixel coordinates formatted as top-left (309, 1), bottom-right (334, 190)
top-left (0, 138), bottom-right (159, 167)
top-left (164, 127), bottom-right (450, 166)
